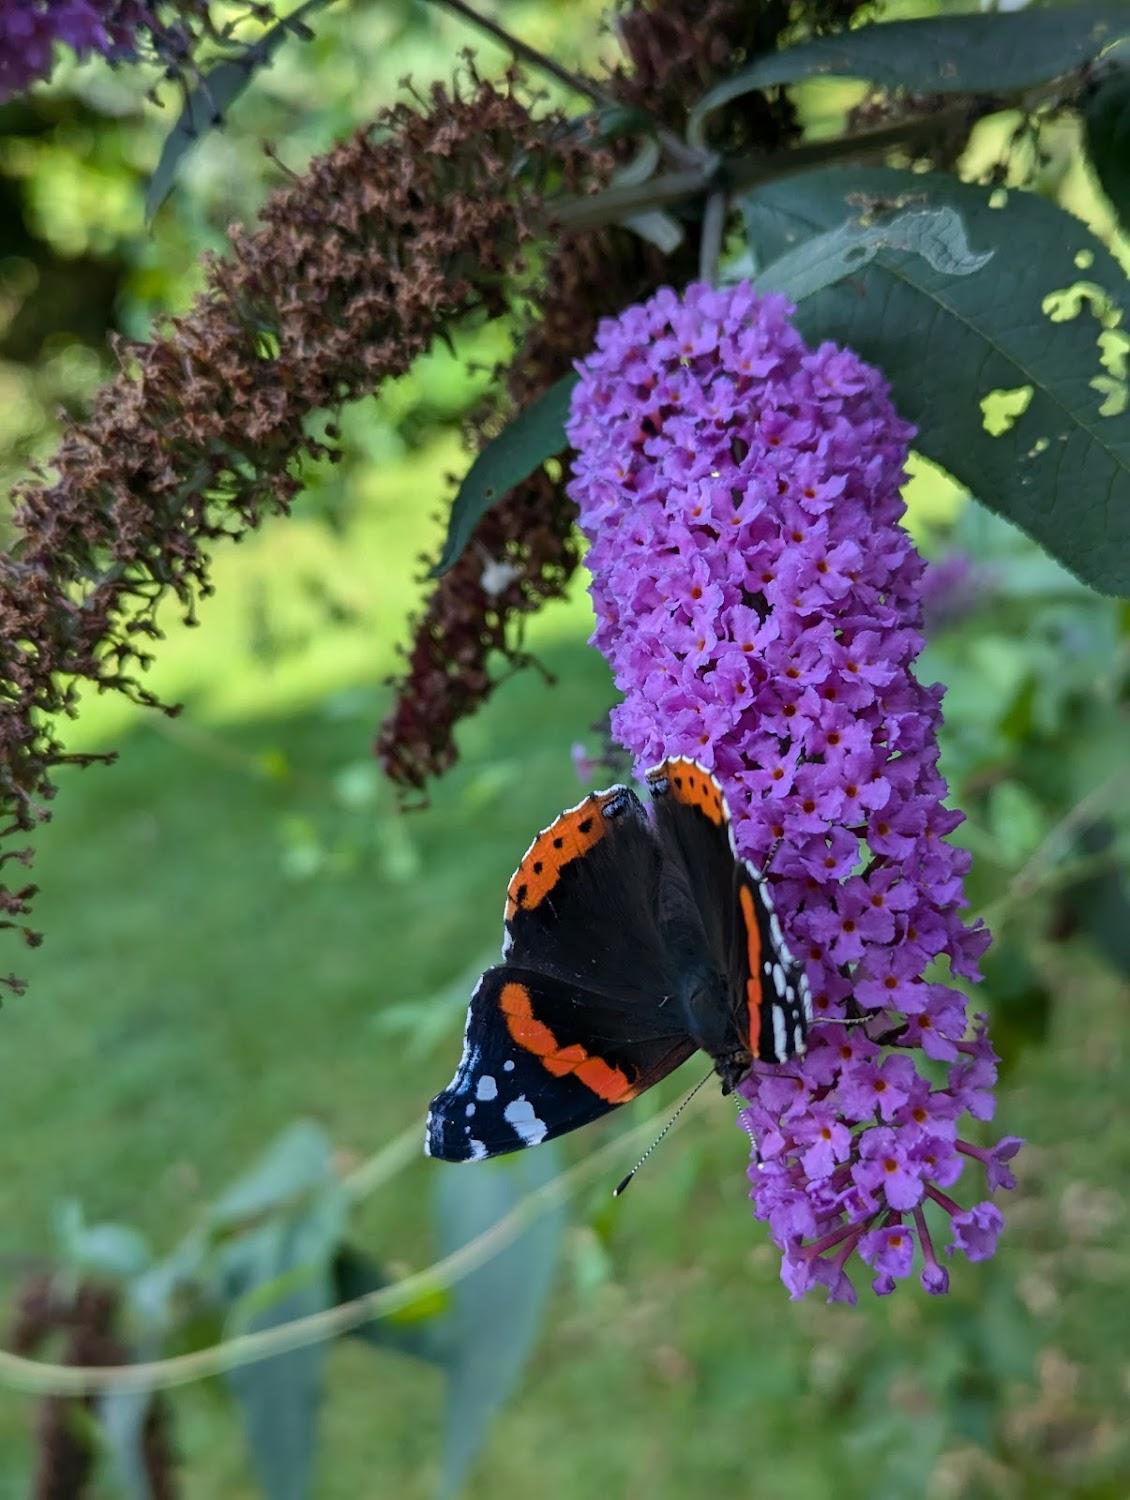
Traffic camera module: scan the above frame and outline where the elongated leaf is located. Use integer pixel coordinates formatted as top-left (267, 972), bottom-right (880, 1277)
top-left (210, 1119), bottom-right (334, 1227)
top-left (212, 1123), bottom-right (344, 1500)
top-left (742, 168), bottom-right (1130, 596)
top-left (753, 204), bottom-right (992, 303)
top-left (97, 1378), bottom-right (161, 1500)
top-left (1086, 63), bottom-right (1130, 235)
top-left (430, 374), bottom-right (578, 579)
top-left (691, 6), bottom-right (1130, 146)
top-left (437, 1148), bottom-right (564, 1498)
top-left (146, 0), bottom-right (332, 219)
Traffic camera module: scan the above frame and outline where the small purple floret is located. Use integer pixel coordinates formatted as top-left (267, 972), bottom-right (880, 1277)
top-left (567, 281), bottom-right (1021, 1300)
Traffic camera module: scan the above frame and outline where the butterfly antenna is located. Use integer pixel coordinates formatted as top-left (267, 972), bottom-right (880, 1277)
top-left (613, 1069), bottom-right (713, 1198)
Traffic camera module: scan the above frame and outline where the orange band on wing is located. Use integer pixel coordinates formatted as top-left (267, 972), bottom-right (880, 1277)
top-left (656, 758), bottom-right (727, 826)
top-left (505, 795), bottom-right (612, 919)
top-left (739, 884), bottom-right (763, 1059)
top-left (499, 981), bottom-right (638, 1103)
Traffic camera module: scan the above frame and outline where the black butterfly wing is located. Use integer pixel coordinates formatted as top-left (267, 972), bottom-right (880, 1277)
top-left (646, 757), bottom-right (811, 1064)
top-left (425, 965), bottom-right (696, 1161)
top-left (500, 784), bottom-right (673, 1001)
top-left (729, 860), bottom-right (813, 1065)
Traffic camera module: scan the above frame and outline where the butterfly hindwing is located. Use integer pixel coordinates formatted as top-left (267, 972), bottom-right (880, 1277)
top-left (502, 784), bottom-right (672, 1001)
top-left (648, 756), bottom-right (811, 1064)
top-left (425, 965), bottom-right (696, 1161)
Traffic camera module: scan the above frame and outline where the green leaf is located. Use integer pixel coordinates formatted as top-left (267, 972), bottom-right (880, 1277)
top-left (1063, 820), bottom-right (1130, 980)
top-left (220, 1183), bottom-right (345, 1500)
top-left (436, 1148), bottom-right (565, 1498)
top-left (331, 1246), bottom-right (449, 1364)
top-left (145, 0), bottom-right (333, 220)
top-left (54, 1201), bottom-right (152, 1279)
top-left (204, 1122), bottom-right (344, 1500)
top-left (1086, 63), bottom-right (1130, 235)
top-left (209, 1119), bottom-right (335, 1228)
top-left (97, 1384), bottom-right (160, 1500)
top-left (429, 374), bottom-right (578, 579)
top-left (752, 204), bottom-right (992, 303)
top-left (742, 168), bottom-right (1130, 596)
top-left (690, 6), bottom-right (1130, 147)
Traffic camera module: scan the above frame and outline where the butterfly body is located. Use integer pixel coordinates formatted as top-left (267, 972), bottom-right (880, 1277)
top-left (425, 758), bottom-right (811, 1162)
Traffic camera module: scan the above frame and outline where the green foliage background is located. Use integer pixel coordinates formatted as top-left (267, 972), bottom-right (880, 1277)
top-left (1, 1), bottom-right (1128, 1496)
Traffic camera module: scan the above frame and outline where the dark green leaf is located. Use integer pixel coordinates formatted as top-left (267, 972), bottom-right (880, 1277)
top-left (742, 168), bottom-right (1130, 596)
top-left (1086, 63), bottom-right (1130, 235)
top-left (145, 0), bottom-right (333, 220)
top-left (331, 1246), bottom-right (449, 1364)
top-left (429, 374), bottom-right (578, 579)
top-left (753, 204), bottom-right (992, 303)
top-left (437, 1147), bottom-right (565, 1498)
top-left (691, 6), bottom-right (1130, 147)
top-left (1062, 820), bottom-right (1130, 979)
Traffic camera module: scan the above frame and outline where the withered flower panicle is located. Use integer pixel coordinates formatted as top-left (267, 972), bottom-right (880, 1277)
top-left (10, 1275), bottom-right (177, 1498)
top-left (0, 75), bottom-right (585, 988)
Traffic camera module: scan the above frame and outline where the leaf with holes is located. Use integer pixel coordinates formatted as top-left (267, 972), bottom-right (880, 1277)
top-left (430, 374), bottom-right (578, 579)
top-left (1086, 62), bottom-right (1130, 236)
top-left (437, 1147), bottom-right (564, 1499)
top-left (742, 168), bottom-right (1130, 597)
top-left (146, 0), bottom-right (333, 219)
top-left (752, 204), bottom-right (992, 303)
top-left (690, 5), bottom-right (1130, 147)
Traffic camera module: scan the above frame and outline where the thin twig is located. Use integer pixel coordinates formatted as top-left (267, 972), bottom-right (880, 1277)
top-left (0, 1093), bottom-right (712, 1397)
top-left (1007, 766), bottom-right (1130, 902)
top-left (422, 0), bottom-right (605, 103)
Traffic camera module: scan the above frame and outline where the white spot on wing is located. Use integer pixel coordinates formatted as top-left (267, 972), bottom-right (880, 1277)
top-left (467, 1138), bottom-right (488, 1160)
top-left (772, 1005), bottom-right (788, 1060)
top-left (504, 1095), bottom-right (548, 1146)
top-left (465, 1103), bottom-right (476, 1117)
top-left (476, 1075), bottom-right (497, 1102)
top-left (772, 961), bottom-right (786, 996)
top-left (503, 1059), bottom-right (515, 1072)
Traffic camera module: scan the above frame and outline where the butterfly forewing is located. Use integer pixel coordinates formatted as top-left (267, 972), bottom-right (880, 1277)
top-left (501, 784), bottom-right (672, 1000)
top-left (729, 860), bottom-right (812, 1064)
top-left (647, 757), bottom-right (811, 1064)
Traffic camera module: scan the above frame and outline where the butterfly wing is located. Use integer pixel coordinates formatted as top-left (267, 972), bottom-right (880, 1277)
top-left (425, 965), bottom-right (696, 1161)
top-left (500, 783), bottom-right (673, 1000)
top-left (646, 757), bottom-right (811, 1064)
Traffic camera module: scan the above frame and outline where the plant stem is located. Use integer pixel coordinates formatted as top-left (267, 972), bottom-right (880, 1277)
top-left (698, 189), bottom-right (728, 284)
top-left (554, 101), bottom-right (976, 234)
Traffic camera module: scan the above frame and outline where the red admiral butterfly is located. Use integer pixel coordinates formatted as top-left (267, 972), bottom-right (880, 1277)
top-left (425, 757), bottom-right (812, 1162)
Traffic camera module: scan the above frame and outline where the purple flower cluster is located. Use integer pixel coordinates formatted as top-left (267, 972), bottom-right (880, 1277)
top-left (566, 281), bottom-right (1020, 1302)
top-left (0, 0), bottom-right (127, 99)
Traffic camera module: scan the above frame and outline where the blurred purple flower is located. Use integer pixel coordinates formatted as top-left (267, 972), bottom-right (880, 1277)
top-left (0, 0), bottom-right (118, 98)
top-left (567, 280), bottom-right (1020, 1301)
top-left (920, 549), bottom-right (997, 632)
